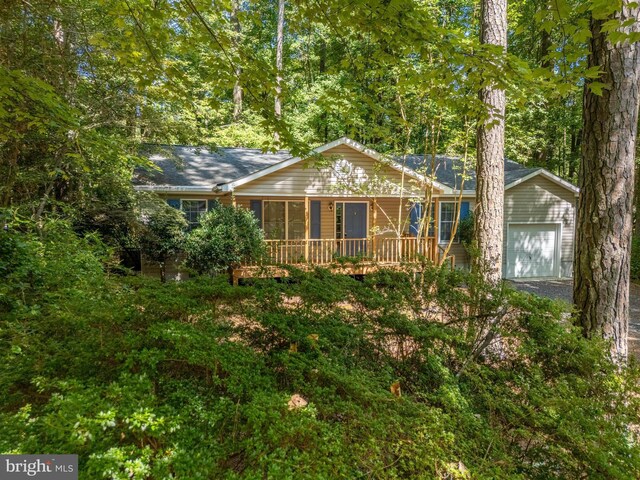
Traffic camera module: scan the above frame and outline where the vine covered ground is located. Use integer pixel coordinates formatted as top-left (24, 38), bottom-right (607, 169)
top-left (1, 221), bottom-right (639, 479)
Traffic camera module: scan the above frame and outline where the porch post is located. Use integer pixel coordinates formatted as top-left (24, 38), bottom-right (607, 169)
top-left (433, 198), bottom-right (440, 263)
top-left (372, 198), bottom-right (378, 261)
top-left (304, 196), bottom-right (310, 262)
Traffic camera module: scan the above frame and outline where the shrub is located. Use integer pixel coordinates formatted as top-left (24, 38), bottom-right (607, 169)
top-left (137, 194), bottom-right (188, 282)
top-left (458, 211), bottom-right (474, 247)
top-left (184, 202), bottom-right (265, 275)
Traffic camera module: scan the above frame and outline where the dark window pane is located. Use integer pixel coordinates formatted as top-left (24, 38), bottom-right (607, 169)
top-left (264, 201), bottom-right (286, 240)
top-left (288, 202), bottom-right (305, 239)
top-left (182, 200), bottom-right (207, 227)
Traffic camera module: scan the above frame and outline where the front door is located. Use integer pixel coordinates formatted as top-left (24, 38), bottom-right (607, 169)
top-left (341, 202), bottom-right (367, 256)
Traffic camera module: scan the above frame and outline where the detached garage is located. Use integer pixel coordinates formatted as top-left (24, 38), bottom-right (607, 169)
top-left (502, 171), bottom-right (578, 279)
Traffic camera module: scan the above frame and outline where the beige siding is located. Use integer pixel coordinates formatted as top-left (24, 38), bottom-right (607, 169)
top-left (503, 176), bottom-right (576, 277)
top-left (445, 242), bottom-right (469, 268)
top-left (234, 144), bottom-right (433, 197)
top-left (320, 199), bottom-right (334, 238)
top-left (235, 196), bottom-right (250, 209)
top-left (374, 197), bottom-right (414, 237)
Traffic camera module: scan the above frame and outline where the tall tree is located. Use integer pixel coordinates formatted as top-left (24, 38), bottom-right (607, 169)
top-left (231, 0), bottom-right (243, 122)
top-left (274, 0), bottom-right (285, 144)
top-left (474, 0), bottom-right (507, 285)
top-left (574, 1), bottom-right (640, 361)
top-left (635, 160), bottom-right (640, 240)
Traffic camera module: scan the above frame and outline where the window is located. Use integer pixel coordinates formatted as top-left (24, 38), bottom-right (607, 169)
top-left (287, 202), bottom-right (305, 239)
top-left (334, 202), bottom-right (368, 239)
top-left (181, 199), bottom-right (207, 228)
top-left (439, 202), bottom-right (458, 243)
top-left (408, 201), bottom-right (435, 237)
top-left (263, 201), bottom-right (305, 240)
top-left (264, 201), bottom-right (286, 239)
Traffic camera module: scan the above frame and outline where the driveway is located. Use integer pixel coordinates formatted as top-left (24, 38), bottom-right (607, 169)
top-left (508, 279), bottom-right (640, 359)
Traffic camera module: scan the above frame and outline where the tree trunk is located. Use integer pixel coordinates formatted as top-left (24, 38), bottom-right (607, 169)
top-left (274, 0), bottom-right (285, 144)
top-left (319, 39), bottom-right (328, 142)
top-left (569, 130), bottom-right (579, 181)
top-left (635, 160), bottom-right (640, 240)
top-left (473, 0), bottom-right (507, 285)
top-left (160, 262), bottom-right (167, 283)
top-left (539, 25), bottom-right (552, 69)
top-left (231, 0), bottom-right (243, 122)
top-left (574, 2), bottom-right (640, 362)
top-left (2, 136), bottom-right (21, 207)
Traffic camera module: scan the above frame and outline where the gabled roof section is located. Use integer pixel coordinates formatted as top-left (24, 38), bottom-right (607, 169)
top-left (504, 168), bottom-right (579, 194)
top-left (405, 155), bottom-right (537, 191)
top-left (221, 137), bottom-right (452, 193)
top-left (405, 155), bottom-right (578, 195)
top-left (133, 139), bottom-right (578, 196)
top-left (133, 145), bottom-right (290, 191)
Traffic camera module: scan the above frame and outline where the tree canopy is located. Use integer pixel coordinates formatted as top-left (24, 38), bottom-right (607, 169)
top-left (1, 0), bottom-right (615, 193)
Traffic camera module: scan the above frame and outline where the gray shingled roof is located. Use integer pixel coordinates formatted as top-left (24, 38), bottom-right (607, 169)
top-left (404, 155), bottom-right (539, 191)
top-left (134, 145), bottom-right (291, 188)
top-left (135, 144), bottom-right (541, 191)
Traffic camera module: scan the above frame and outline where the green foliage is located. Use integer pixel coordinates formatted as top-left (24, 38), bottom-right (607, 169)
top-left (137, 194), bottom-right (188, 282)
top-left (1, 220), bottom-right (639, 478)
top-left (1, 0), bottom-right (589, 223)
top-left (184, 203), bottom-right (265, 275)
top-left (458, 211), bottom-right (475, 247)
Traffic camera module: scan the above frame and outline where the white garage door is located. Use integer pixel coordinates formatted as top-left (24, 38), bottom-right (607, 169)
top-left (507, 224), bottom-right (559, 278)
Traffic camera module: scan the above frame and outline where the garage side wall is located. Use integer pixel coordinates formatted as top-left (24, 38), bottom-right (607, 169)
top-left (503, 176), bottom-right (576, 278)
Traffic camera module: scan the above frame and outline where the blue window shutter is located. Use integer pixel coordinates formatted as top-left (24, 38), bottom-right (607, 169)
top-left (166, 198), bottom-right (180, 209)
top-left (460, 201), bottom-right (470, 220)
top-left (250, 200), bottom-right (262, 225)
top-left (310, 200), bottom-right (321, 239)
top-left (208, 199), bottom-right (219, 211)
top-left (409, 202), bottom-right (422, 236)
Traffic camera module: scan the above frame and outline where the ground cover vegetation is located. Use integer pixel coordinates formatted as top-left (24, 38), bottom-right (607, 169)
top-left (1, 218), bottom-right (639, 479)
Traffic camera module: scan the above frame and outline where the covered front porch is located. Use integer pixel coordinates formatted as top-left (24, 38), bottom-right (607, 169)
top-left (227, 194), bottom-right (464, 282)
top-left (235, 193), bottom-right (440, 256)
top-left (249, 236), bottom-right (440, 265)
top-left (232, 236), bottom-right (453, 283)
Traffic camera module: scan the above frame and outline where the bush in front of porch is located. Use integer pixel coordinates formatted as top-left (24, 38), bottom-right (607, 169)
top-left (184, 202), bottom-right (266, 275)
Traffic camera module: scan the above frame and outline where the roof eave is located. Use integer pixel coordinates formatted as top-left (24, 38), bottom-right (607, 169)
top-left (134, 185), bottom-right (221, 194)
top-left (505, 169), bottom-right (579, 194)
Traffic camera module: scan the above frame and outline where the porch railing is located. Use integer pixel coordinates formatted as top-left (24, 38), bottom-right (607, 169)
top-left (243, 237), bottom-right (436, 266)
